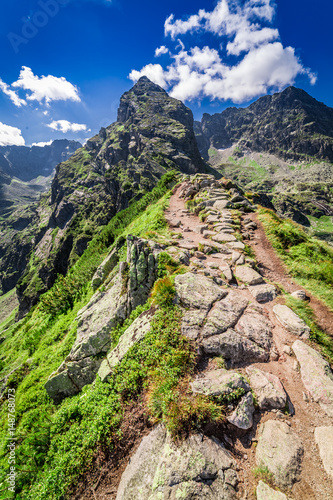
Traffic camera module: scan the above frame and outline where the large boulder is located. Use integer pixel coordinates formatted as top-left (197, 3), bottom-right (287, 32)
top-left (202, 292), bottom-right (248, 338)
top-left (98, 308), bottom-right (154, 382)
top-left (314, 426), bottom-right (333, 480)
top-left (116, 425), bottom-right (239, 500)
top-left (293, 340), bottom-right (333, 417)
top-left (273, 305), bottom-right (310, 338)
top-left (246, 367), bottom-right (287, 410)
top-left (256, 420), bottom-right (303, 489)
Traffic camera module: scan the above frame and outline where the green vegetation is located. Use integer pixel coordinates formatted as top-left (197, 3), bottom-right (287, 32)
top-left (258, 209), bottom-right (333, 311)
top-left (253, 465), bottom-right (274, 486)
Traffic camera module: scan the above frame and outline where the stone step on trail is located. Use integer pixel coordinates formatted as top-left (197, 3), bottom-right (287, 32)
top-left (249, 284), bottom-right (278, 303)
top-left (212, 233), bottom-right (237, 243)
top-left (314, 426), bottom-right (333, 481)
top-left (234, 265), bottom-right (264, 285)
top-left (246, 366), bottom-right (287, 410)
top-left (256, 481), bottom-right (289, 500)
top-left (191, 368), bottom-right (250, 396)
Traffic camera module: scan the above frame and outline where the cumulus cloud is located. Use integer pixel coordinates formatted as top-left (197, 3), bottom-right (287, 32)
top-left (0, 79), bottom-right (26, 107)
top-left (47, 120), bottom-right (87, 133)
top-left (130, 0), bottom-right (316, 104)
top-left (12, 67), bottom-right (81, 106)
top-left (0, 122), bottom-right (25, 146)
top-left (155, 45), bottom-right (169, 57)
top-left (31, 140), bottom-right (53, 147)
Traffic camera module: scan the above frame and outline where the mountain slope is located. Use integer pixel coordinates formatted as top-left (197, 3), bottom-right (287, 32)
top-left (0, 77), bottom-right (212, 315)
top-left (196, 86), bottom-right (333, 162)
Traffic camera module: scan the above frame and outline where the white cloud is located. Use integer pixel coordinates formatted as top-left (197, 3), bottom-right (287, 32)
top-left (47, 120), bottom-right (88, 133)
top-left (12, 67), bottom-right (81, 106)
top-left (130, 0), bottom-right (316, 104)
top-left (31, 140), bottom-right (53, 147)
top-left (0, 122), bottom-right (25, 146)
top-left (0, 79), bottom-right (26, 107)
top-left (155, 45), bottom-right (169, 57)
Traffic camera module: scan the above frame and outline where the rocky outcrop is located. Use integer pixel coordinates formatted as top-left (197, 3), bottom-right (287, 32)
top-left (116, 424), bottom-right (239, 500)
top-left (191, 369), bottom-right (250, 397)
top-left (227, 392), bottom-right (255, 430)
top-left (292, 340), bottom-right (333, 417)
top-left (256, 420), bottom-right (303, 489)
top-left (45, 236), bottom-right (161, 403)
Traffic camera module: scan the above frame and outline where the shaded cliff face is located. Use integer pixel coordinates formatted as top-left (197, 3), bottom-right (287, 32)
top-left (196, 87), bottom-right (333, 162)
top-left (1, 77), bottom-right (208, 315)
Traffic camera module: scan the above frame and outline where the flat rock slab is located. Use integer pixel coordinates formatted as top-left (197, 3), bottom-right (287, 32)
top-left (194, 224), bottom-right (208, 234)
top-left (234, 265), bottom-right (264, 285)
top-left (214, 200), bottom-right (231, 210)
top-left (203, 230), bottom-right (217, 238)
top-left (116, 425), bottom-right (239, 500)
top-left (256, 420), bottom-right (303, 489)
top-left (191, 369), bottom-right (250, 396)
top-left (202, 329), bottom-right (269, 366)
top-left (206, 215), bottom-right (221, 223)
top-left (227, 392), bottom-right (255, 430)
top-left (98, 309), bottom-right (154, 382)
top-left (273, 305), bottom-right (310, 338)
top-left (314, 426), bottom-right (333, 480)
top-left (212, 233), bottom-right (237, 243)
top-left (293, 340), bottom-right (333, 417)
top-left (246, 366), bottom-right (287, 410)
top-left (177, 240), bottom-right (198, 251)
top-left (202, 292), bottom-right (248, 338)
top-left (199, 239), bottom-right (230, 252)
top-left (175, 272), bottom-right (226, 310)
top-left (256, 481), bottom-right (289, 500)
top-left (235, 309), bottom-right (273, 352)
top-left (249, 284), bottom-right (278, 303)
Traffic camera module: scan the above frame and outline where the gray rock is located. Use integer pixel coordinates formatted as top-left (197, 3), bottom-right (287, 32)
top-left (199, 239), bottom-right (232, 253)
top-left (202, 329), bottom-right (269, 366)
top-left (202, 292), bottom-right (248, 338)
top-left (212, 233), bottom-right (237, 243)
top-left (177, 240), bottom-right (198, 251)
top-left (227, 241), bottom-right (245, 251)
top-left (91, 244), bottom-right (120, 289)
top-left (256, 420), bottom-right (303, 489)
top-left (249, 284), bottom-right (278, 303)
top-left (203, 230), bottom-right (217, 238)
top-left (273, 305), bottom-right (310, 338)
top-left (246, 367), bottom-right (287, 410)
top-left (292, 340), bottom-right (333, 417)
top-left (227, 392), bottom-right (255, 430)
top-left (191, 369), bottom-right (250, 397)
top-left (98, 308), bottom-right (154, 382)
top-left (234, 265), bottom-right (264, 285)
top-left (206, 215), bottom-right (221, 223)
top-left (116, 425), bottom-right (238, 500)
top-left (256, 481), bottom-right (288, 500)
top-left (291, 290), bottom-right (307, 301)
top-left (235, 309), bottom-right (273, 352)
top-left (175, 272), bottom-right (226, 311)
top-left (314, 426), bottom-right (333, 480)
top-left (194, 224), bottom-right (208, 234)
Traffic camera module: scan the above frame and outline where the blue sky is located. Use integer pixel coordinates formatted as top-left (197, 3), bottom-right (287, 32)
top-left (0, 0), bottom-right (331, 147)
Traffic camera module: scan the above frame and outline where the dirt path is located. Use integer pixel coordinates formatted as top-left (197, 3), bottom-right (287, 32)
top-left (244, 212), bottom-right (333, 337)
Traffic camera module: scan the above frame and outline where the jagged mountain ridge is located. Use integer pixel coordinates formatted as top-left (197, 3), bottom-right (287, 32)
top-left (0, 77), bottom-right (212, 315)
top-left (195, 86), bottom-right (333, 162)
